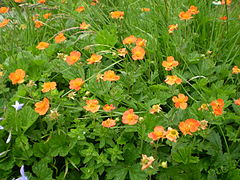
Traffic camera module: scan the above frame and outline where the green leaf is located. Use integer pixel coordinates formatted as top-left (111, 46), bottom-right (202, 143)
top-left (129, 164), bottom-right (148, 180)
top-left (106, 163), bottom-right (128, 180)
top-left (32, 158), bottom-right (53, 179)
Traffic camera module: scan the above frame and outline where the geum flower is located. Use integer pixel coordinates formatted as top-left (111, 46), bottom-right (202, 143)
top-left (172, 94), bottom-right (188, 109)
top-left (122, 35), bottom-right (137, 45)
top-left (232, 66), bottom-right (240, 74)
top-left (36, 42), bottom-right (49, 50)
top-left (34, 20), bottom-right (44, 28)
top-left (148, 126), bottom-right (166, 141)
top-left (179, 11), bottom-right (193, 20)
top-left (164, 75), bottom-right (182, 85)
top-left (103, 104), bottom-right (116, 112)
top-left (131, 46), bottom-right (145, 60)
top-left (178, 119), bottom-right (201, 135)
top-left (102, 118), bottom-right (116, 128)
top-left (34, 98), bottom-right (50, 115)
top-left (165, 127), bottom-right (179, 142)
top-left (66, 51), bottom-right (81, 65)
top-left (141, 154), bottom-right (155, 170)
top-left (55, 33), bottom-right (66, 43)
top-left (162, 56), bottom-right (179, 71)
top-left (9, 69), bottom-right (25, 84)
top-left (80, 22), bottom-right (91, 30)
top-left (122, 109), bottom-right (139, 125)
top-left (117, 48), bottom-right (128, 57)
top-left (87, 54), bottom-right (102, 64)
top-left (110, 11), bottom-right (124, 19)
top-left (235, 98), bottom-right (240, 106)
top-left (41, 82), bottom-right (57, 93)
top-left (69, 78), bottom-right (84, 91)
top-left (188, 6), bottom-right (199, 15)
top-left (0, 19), bottom-right (10, 28)
top-left (168, 24), bottom-right (178, 33)
top-left (0, 7), bottom-right (9, 14)
top-left (83, 99), bottom-right (100, 113)
top-left (12, 101), bottom-right (24, 111)
top-left (210, 99), bottom-right (224, 116)
top-left (136, 38), bottom-right (147, 47)
top-left (43, 13), bottom-right (52, 19)
top-left (149, 105), bottom-right (162, 114)
top-left (75, 6), bottom-right (85, 12)
top-left (102, 70), bottom-right (120, 81)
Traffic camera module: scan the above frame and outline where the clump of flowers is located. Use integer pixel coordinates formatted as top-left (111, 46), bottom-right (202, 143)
top-left (122, 109), bottom-right (139, 125)
top-left (83, 99), bottom-right (100, 113)
top-left (141, 154), bottom-right (155, 170)
top-left (210, 99), bottom-right (224, 116)
top-left (172, 94), bottom-right (188, 110)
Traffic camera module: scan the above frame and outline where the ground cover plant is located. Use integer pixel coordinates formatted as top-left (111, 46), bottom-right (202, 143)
top-left (0, 0), bottom-right (240, 179)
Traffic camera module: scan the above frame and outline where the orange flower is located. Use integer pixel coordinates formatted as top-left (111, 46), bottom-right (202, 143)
top-left (36, 42), bottom-right (50, 50)
top-left (9, 69), bottom-right (25, 84)
top-left (136, 38), bottom-right (147, 47)
top-left (34, 98), bottom-right (49, 115)
top-left (210, 99), bottom-right (224, 116)
top-left (221, 0), bottom-right (232, 5)
top-left (178, 119), bottom-right (201, 135)
top-left (234, 98), bottom-right (240, 106)
top-left (164, 75), bottom-right (182, 85)
top-left (110, 11), bottom-right (124, 19)
top-left (87, 54), bottom-right (102, 64)
top-left (66, 51), bottom-right (81, 65)
top-left (41, 82), bottom-right (57, 93)
top-left (43, 13), bottom-right (52, 19)
top-left (0, 7), bottom-right (9, 14)
top-left (55, 33), bottom-right (66, 43)
top-left (122, 109), bottom-right (139, 125)
top-left (117, 48), bottom-right (128, 57)
top-left (141, 154), bottom-right (155, 170)
top-left (219, 16), bottom-right (228, 20)
top-left (75, 6), bottom-right (85, 12)
top-left (69, 78), bottom-right (85, 91)
top-left (80, 22), bottom-right (91, 30)
top-left (172, 94), bottom-right (188, 109)
top-left (122, 35), bottom-right (137, 45)
top-left (102, 70), bottom-right (120, 81)
top-left (179, 11), bottom-right (193, 20)
top-left (162, 56), bottom-right (179, 71)
top-left (83, 99), bottom-right (100, 113)
top-left (188, 6), bottom-right (199, 15)
top-left (103, 104), bottom-right (116, 112)
top-left (141, 8), bottom-right (150, 12)
top-left (102, 118), bottom-right (116, 127)
top-left (0, 19), bottom-right (10, 28)
top-left (131, 46), bottom-right (145, 60)
top-left (15, 0), bottom-right (25, 2)
top-left (38, 0), bottom-right (46, 3)
top-left (149, 105), bottom-right (162, 114)
top-left (232, 66), bottom-right (240, 74)
top-left (34, 20), bottom-right (44, 28)
top-left (148, 126), bottom-right (166, 141)
top-left (168, 24), bottom-right (178, 33)
top-left (165, 127), bottom-right (179, 142)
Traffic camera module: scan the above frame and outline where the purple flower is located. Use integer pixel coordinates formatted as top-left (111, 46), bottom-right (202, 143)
top-left (15, 165), bottom-right (28, 180)
top-left (0, 126), bottom-right (4, 130)
top-left (12, 101), bottom-right (24, 111)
